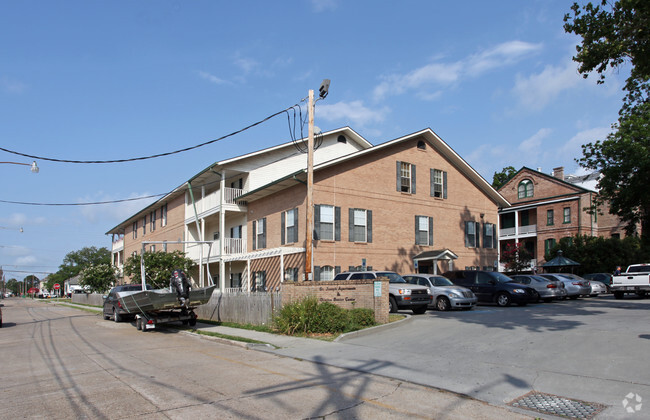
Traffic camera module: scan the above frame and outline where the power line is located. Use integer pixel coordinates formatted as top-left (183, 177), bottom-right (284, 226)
top-left (0, 193), bottom-right (167, 206)
top-left (0, 104), bottom-right (300, 164)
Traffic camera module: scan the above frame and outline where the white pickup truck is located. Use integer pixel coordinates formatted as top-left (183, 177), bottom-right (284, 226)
top-left (611, 264), bottom-right (650, 299)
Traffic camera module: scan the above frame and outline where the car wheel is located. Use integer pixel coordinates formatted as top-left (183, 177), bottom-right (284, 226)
top-left (496, 293), bottom-right (511, 307)
top-left (614, 291), bottom-right (624, 299)
top-left (569, 295), bottom-right (579, 300)
top-left (543, 298), bottom-right (553, 303)
top-left (436, 297), bottom-right (451, 311)
top-left (136, 318), bottom-right (142, 330)
top-left (112, 307), bottom-right (122, 323)
top-left (389, 296), bottom-right (398, 313)
top-left (412, 306), bottom-right (427, 315)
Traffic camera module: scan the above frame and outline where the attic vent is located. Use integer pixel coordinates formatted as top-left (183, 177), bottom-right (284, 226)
top-left (417, 140), bottom-right (426, 150)
top-left (337, 135), bottom-right (347, 143)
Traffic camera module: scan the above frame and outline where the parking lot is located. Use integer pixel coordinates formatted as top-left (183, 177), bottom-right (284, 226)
top-left (271, 294), bottom-right (650, 419)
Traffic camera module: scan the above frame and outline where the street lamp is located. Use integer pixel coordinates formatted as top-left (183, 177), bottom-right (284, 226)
top-left (0, 160), bottom-right (39, 173)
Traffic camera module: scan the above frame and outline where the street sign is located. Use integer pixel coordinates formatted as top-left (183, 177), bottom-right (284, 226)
top-left (53, 283), bottom-right (60, 290)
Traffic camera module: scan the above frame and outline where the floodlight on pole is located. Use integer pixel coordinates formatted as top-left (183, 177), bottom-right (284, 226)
top-left (0, 160), bottom-right (39, 173)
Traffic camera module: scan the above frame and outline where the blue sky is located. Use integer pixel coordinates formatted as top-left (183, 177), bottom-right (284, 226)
top-left (0, 1), bottom-right (626, 282)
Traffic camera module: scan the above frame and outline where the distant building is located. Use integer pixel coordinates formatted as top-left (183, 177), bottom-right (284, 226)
top-left (497, 166), bottom-right (628, 271)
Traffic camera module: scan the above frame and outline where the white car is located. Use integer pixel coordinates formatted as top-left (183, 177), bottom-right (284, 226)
top-left (586, 280), bottom-right (607, 297)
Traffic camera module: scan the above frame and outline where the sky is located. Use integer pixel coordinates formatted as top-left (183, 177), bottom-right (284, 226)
top-left (0, 0), bottom-right (627, 283)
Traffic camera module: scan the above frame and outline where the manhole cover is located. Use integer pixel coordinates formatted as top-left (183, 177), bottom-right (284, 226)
top-left (509, 391), bottom-right (606, 419)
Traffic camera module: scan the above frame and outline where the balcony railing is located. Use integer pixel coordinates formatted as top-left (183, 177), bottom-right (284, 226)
top-left (186, 187), bottom-right (247, 218)
top-left (499, 224), bottom-right (537, 238)
top-left (185, 238), bottom-right (247, 261)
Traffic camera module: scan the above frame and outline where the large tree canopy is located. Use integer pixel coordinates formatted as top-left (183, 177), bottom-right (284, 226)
top-left (564, 1), bottom-right (650, 237)
top-left (492, 166), bottom-right (517, 190)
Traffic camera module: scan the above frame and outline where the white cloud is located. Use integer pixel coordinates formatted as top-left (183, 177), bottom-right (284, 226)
top-left (519, 128), bottom-right (552, 154)
top-left (1, 75), bottom-right (27, 94)
top-left (513, 60), bottom-right (581, 110)
top-left (316, 100), bottom-right (390, 128)
top-left (311, 0), bottom-right (338, 12)
top-left (234, 55), bottom-right (259, 74)
top-left (559, 126), bottom-right (611, 158)
top-left (373, 40), bottom-right (541, 101)
top-left (197, 71), bottom-right (228, 85)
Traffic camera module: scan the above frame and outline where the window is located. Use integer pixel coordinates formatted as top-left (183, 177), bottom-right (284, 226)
top-left (252, 271), bottom-right (266, 292)
top-left (563, 207), bottom-right (571, 223)
top-left (483, 223), bottom-right (496, 249)
top-left (161, 204), bottom-right (167, 227)
top-left (465, 221), bottom-right (480, 248)
top-left (252, 218), bottom-right (266, 250)
top-left (151, 211), bottom-right (156, 232)
top-left (518, 179), bottom-right (533, 198)
top-left (163, 241), bottom-right (167, 252)
top-left (350, 209), bottom-right (372, 242)
top-left (396, 161), bottom-right (416, 194)
top-left (544, 238), bottom-right (556, 255)
top-left (150, 245), bottom-right (155, 253)
top-left (317, 265), bottom-right (335, 281)
top-left (231, 272), bottom-right (242, 288)
top-left (415, 216), bottom-right (433, 246)
top-left (284, 267), bottom-right (299, 282)
top-left (132, 221), bottom-right (138, 239)
top-left (314, 205), bottom-right (340, 241)
top-left (281, 208), bottom-right (299, 245)
top-left (430, 169), bottom-right (447, 199)
top-left (417, 140), bottom-right (426, 150)
top-left (547, 209), bottom-right (554, 225)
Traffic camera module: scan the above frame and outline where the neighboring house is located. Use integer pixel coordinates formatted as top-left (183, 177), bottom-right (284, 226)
top-left (64, 275), bottom-right (87, 295)
top-left (497, 166), bottom-right (628, 270)
top-left (107, 127), bottom-right (508, 292)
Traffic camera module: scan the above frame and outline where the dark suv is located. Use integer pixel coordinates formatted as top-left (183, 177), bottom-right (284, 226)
top-left (103, 284), bottom-right (151, 322)
top-left (443, 270), bottom-right (537, 307)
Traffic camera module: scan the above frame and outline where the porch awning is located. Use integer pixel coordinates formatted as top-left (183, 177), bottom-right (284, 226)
top-left (413, 249), bottom-right (458, 262)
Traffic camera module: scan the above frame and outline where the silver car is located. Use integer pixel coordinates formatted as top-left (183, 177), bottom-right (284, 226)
top-left (510, 274), bottom-right (567, 302)
top-left (560, 273), bottom-right (604, 297)
top-left (540, 273), bottom-right (591, 299)
top-left (403, 274), bottom-right (477, 311)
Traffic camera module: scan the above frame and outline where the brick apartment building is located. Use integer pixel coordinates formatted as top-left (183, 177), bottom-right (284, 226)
top-left (497, 166), bottom-right (628, 270)
top-left (107, 127), bottom-right (509, 292)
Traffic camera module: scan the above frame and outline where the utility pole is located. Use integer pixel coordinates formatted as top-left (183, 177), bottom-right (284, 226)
top-left (305, 89), bottom-right (314, 280)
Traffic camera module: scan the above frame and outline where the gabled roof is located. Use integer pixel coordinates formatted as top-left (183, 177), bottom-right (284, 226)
top-left (241, 128), bottom-right (510, 207)
top-left (505, 166), bottom-right (593, 194)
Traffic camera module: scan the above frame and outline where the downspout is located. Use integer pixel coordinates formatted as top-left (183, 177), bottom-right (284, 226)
top-left (187, 181), bottom-right (204, 286)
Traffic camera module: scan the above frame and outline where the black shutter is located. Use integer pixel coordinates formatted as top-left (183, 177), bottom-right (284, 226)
top-left (415, 216), bottom-right (419, 245)
top-left (367, 210), bottom-right (372, 243)
top-left (335, 266), bottom-right (341, 275)
top-left (281, 212), bottom-right (286, 245)
top-left (428, 216), bottom-right (433, 246)
top-left (314, 205), bottom-right (320, 240)
top-left (335, 206), bottom-right (341, 241)
top-left (396, 161), bottom-right (401, 191)
top-left (475, 222), bottom-right (480, 248)
top-left (464, 221), bottom-right (469, 247)
top-left (293, 208), bottom-right (299, 243)
top-left (443, 171), bottom-right (448, 199)
top-left (261, 218), bottom-right (267, 249)
top-left (411, 164), bottom-right (416, 194)
top-left (252, 221), bottom-right (257, 250)
top-left (493, 224), bottom-right (498, 248)
top-left (349, 208), bottom-right (354, 242)
top-left (314, 266), bottom-right (321, 281)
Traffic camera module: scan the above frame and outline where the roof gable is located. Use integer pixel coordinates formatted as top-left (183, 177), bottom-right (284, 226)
top-left (499, 167), bottom-right (591, 205)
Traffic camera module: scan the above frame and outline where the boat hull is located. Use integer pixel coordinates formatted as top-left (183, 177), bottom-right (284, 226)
top-left (117, 285), bottom-right (217, 313)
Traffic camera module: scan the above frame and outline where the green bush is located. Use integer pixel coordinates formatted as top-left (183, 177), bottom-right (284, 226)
top-left (274, 296), bottom-right (376, 335)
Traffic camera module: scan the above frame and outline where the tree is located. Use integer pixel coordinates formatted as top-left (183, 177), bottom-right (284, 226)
top-left (492, 166), bottom-right (517, 190)
top-left (48, 246), bottom-right (111, 289)
top-left (500, 242), bottom-right (532, 274)
top-left (80, 264), bottom-right (117, 293)
top-left (6, 278), bottom-right (19, 295)
top-left (564, 1), bottom-right (650, 238)
top-left (123, 251), bottom-right (196, 289)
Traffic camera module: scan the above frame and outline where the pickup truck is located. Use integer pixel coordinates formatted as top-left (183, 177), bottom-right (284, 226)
top-left (610, 264), bottom-right (650, 299)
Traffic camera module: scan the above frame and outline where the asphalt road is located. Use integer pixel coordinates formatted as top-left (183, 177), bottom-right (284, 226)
top-left (272, 295), bottom-right (650, 419)
top-left (0, 298), bottom-right (529, 420)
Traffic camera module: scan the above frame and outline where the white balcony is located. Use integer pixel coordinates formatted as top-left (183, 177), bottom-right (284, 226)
top-left (185, 238), bottom-right (247, 262)
top-left (499, 224), bottom-right (537, 239)
top-left (186, 187), bottom-right (247, 220)
top-left (111, 238), bottom-right (124, 253)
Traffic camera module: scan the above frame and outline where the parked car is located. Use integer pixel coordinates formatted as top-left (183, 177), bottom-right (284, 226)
top-left (333, 271), bottom-right (431, 314)
top-left (103, 284), bottom-right (152, 322)
top-left (539, 274), bottom-right (591, 299)
top-left (583, 273), bottom-right (612, 291)
top-left (509, 274), bottom-right (567, 302)
top-left (442, 270), bottom-right (537, 307)
top-left (403, 274), bottom-right (477, 311)
top-left (557, 273), bottom-right (596, 297)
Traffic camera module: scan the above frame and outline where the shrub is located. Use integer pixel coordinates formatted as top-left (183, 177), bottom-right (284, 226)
top-left (274, 297), bottom-right (376, 335)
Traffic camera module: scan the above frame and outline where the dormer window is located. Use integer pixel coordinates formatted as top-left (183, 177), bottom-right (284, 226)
top-left (518, 179), bottom-right (534, 198)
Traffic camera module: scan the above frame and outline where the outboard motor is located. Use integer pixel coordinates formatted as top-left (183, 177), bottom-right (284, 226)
top-left (170, 269), bottom-right (191, 307)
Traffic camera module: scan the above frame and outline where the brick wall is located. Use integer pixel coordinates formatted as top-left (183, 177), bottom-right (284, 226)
top-left (282, 278), bottom-right (389, 324)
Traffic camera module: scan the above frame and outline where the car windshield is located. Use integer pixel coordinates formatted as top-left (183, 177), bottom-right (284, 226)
top-left (381, 272), bottom-right (407, 283)
top-left (432, 277), bottom-right (453, 286)
top-left (488, 271), bottom-right (515, 284)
